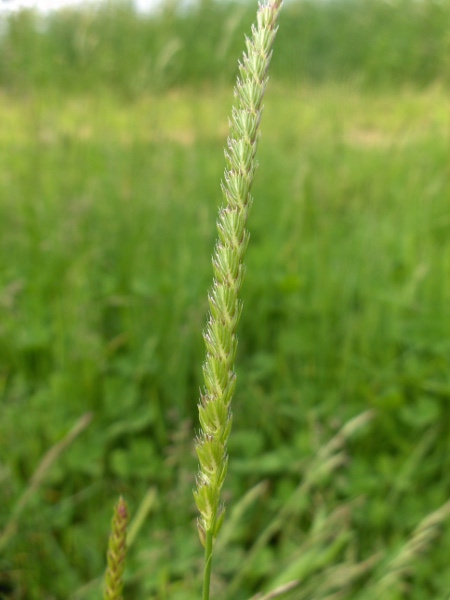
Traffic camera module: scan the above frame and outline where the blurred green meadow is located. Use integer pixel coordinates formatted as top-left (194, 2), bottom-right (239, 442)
top-left (0, 0), bottom-right (450, 598)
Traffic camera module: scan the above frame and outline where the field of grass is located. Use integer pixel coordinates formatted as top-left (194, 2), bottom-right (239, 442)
top-left (1, 1), bottom-right (450, 599)
top-left (1, 0), bottom-right (450, 94)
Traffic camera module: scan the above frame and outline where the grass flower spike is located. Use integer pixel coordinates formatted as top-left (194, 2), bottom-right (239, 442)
top-left (104, 496), bottom-right (129, 600)
top-left (194, 1), bottom-right (282, 596)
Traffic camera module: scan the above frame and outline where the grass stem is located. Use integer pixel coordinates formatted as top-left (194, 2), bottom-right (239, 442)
top-left (202, 530), bottom-right (214, 600)
top-left (194, 1), bottom-right (283, 599)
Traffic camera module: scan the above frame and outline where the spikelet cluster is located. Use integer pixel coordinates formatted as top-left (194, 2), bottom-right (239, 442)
top-left (193, 0), bottom-right (283, 547)
top-left (104, 496), bottom-right (128, 600)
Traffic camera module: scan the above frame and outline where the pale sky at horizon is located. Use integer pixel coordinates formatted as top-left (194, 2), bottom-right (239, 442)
top-left (0, 0), bottom-right (163, 13)
top-left (0, 0), bottom-right (301, 15)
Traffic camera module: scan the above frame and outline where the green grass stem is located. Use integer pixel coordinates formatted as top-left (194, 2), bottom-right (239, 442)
top-left (193, 1), bottom-right (283, 597)
top-left (0, 412), bottom-right (92, 553)
top-left (202, 530), bottom-right (214, 600)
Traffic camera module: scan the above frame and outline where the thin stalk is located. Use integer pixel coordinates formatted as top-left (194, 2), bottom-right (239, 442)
top-left (202, 530), bottom-right (214, 600)
top-left (0, 412), bottom-right (92, 553)
top-left (193, 1), bottom-right (283, 599)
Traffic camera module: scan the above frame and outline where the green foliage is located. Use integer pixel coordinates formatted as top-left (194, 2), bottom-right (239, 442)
top-left (1, 0), bottom-right (450, 95)
top-left (1, 1), bottom-right (450, 599)
top-left (1, 81), bottom-right (449, 599)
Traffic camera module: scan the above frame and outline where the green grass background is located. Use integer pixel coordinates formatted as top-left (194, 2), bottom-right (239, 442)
top-left (0, 0), bottom-right (450, 598)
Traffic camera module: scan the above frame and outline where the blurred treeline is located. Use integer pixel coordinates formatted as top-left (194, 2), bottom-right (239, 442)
top-left (0, 0), bottom-right (449, 95)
